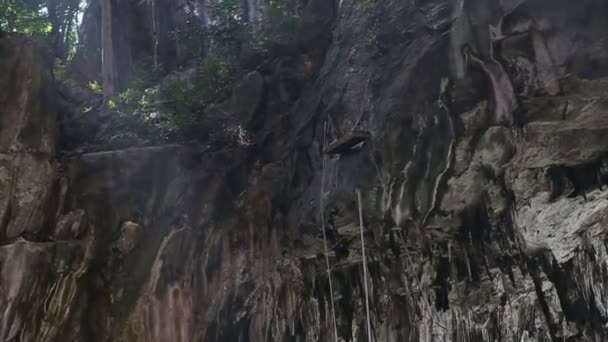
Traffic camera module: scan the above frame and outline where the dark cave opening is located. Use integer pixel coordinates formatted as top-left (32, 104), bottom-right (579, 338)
top-left (433, 256), bottom-right (451, 311)
top-left (547, 159), bottom-right (608, 200)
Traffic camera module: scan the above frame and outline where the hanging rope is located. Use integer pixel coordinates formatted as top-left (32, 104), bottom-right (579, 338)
top-left (321, 122), bottom-right (340, 342)
top-left (395, 227), bottom-right (449, 334)
top-left (356, 189), bottom-right (373, 342)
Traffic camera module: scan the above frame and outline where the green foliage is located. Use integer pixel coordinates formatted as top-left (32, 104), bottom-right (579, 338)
top-left (61, 4), bottom-right (81, 60)
top-left (366, 20), bottom-right (380, 43)
top-left (247, 0), bottom-right (300, 57)
top-left (170, 0), bottom-right (300, 69)
top-left (53, 58), bottom-right (67, 78)
top-left (269, 0), bottom-right (299, 12)
top-left (203, 0), bottom-right (300, 68)
top-left (88, 80), bottom-right (103, 95)
top-left (174, 23), bottom-right (206, 57)
top-left (1, 0), bottom-right (83, 61)
top-left (0, 0), bottom-right (51, 35)
top-left (355, 0), bottom-right (381, 12)
top-left (195, 57), bottom-right (239, 100)
top-left (152, 0), bottom-right (299, 140)
top-left (248, 1), bottom-right (299, 52)
top-left (53, 59), bottom-right (79, 89)
top-left (204, 0), bottom-right (248, 60)
top-left (92, 0), bottom-right (301, 146)
top-left (101, 57), bottom-right (240, 144)
top-left (62, 0), bottom-right (304, 150)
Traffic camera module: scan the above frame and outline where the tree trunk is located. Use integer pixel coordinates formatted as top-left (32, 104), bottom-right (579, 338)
top-left (62, 0), bottom-right (79, 58)
top-left (100, 0), bottom-right (115, 112)
top-left (46, 0), bottom-right (64, 59)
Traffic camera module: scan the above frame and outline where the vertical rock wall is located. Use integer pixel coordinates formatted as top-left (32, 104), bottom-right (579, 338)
top-left (0, 34), bottom-right (86, 341)
top-left (4, 0), bottom-right (608, 341)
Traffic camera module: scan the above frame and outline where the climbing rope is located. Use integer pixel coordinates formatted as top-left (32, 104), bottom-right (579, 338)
top-left (395, 228), bottom-right (449, 334)
top-left (321, 122), bottom-right (340, 342)
top-left (356, 189), bottom-right (373, 342)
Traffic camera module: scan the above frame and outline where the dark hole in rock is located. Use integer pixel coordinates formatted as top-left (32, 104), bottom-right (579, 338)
top-left (333, 239), bottom-right (350, 260)
top-left (512, 106), bottom-right (528, 128)
top-left (388, 230), bottom-right (401, 257)
top-left (433, 256), bottom-right (450, 311)
top-left (293, 320), bottom-right (305, 340)
top-left (204, 243), bottom-right (222, 281)
top-left (0, 204), bottom-right (12, 240)
top-left (459, 202), bottom-right (491, 244)
top-left (525, 257), bottom-right (560, 338)
top-left (541, 257), bottom-right (585, 325)
top-left (469, 252), bottom-right (482, 284)
top-left (547, 159), bottom-right (608, 200)
top-left (451, 248), bottom-right (481, 284)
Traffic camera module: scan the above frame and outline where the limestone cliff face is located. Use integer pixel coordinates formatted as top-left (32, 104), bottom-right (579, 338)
top-left (4, 0), bottom-right (608, 341)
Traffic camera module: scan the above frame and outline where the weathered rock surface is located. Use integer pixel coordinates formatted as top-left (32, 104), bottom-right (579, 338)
top-left (0, 34), bottom-right (57, 241)
top-left (4, 0), bottom-right (608, 341)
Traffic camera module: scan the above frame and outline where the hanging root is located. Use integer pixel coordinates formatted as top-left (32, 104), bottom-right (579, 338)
top-left (321, 122), bottom-right (339, 342)
top-left (357, 189), bottom-right (373, 342)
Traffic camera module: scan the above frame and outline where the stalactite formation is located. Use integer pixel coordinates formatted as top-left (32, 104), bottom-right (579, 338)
top-left (4, 0), bottom-right (608, 341)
